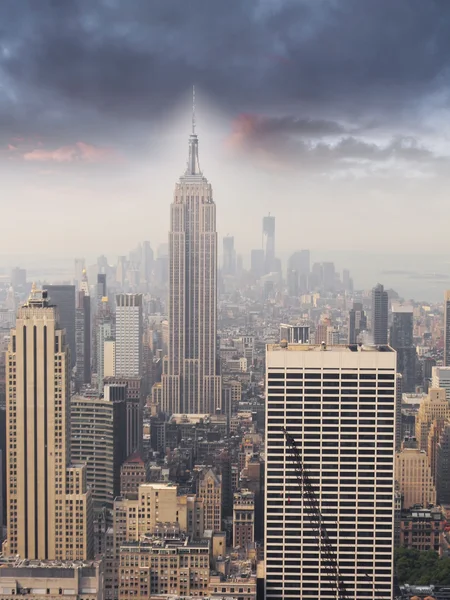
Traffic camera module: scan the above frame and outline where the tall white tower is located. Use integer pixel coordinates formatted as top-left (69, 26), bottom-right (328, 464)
top-left (162, 95), bottom-right (221, 415)
top-left (265, 342), bottom-right (396, 600)
top-left (115, 293), bottom-right (143, 378)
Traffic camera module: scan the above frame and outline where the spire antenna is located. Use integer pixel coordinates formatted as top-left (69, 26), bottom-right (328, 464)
top-left (192, 85), bottom-right (196, 135)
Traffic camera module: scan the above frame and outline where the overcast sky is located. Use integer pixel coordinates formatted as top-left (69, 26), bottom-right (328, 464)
top-left (2, 0), bottom-right (450, 272)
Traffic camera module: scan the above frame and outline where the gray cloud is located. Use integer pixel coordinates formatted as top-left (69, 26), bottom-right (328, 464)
top-left (1, 0), bottom-right (450, 140)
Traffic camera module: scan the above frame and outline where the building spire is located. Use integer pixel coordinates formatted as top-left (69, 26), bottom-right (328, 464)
top-left (185, 85), bottom-right (202, 177)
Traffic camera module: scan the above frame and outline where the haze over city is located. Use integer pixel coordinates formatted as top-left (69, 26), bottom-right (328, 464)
top-left (2, 1), bottom-right (450, 299)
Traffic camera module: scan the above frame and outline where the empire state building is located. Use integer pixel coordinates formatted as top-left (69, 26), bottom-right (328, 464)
top-left (162, 112), bottom-right (221, 415)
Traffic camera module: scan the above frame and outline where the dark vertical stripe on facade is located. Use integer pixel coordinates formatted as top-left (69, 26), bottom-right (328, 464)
top-left (43, 325), bottom-right (48, 558)
top-left (33, 325), bottom-right (38, 558)
top-left (23, 326), bottom-right (28, 557)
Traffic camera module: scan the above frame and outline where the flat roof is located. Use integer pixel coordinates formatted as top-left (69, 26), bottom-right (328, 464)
top-left (267, 343), bottom-right (394, 353)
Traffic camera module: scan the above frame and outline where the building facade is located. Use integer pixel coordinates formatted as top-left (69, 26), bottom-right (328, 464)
top-left (395, 442), bottom-right (436, 509)
top-left (390, 304), bottom-right (416, 392)
top-left (445, 291), bottom-right (450, 367)
top-left (162, 120), bottom-right (221, 415)
top-left (265, 342), bottom-right (396, 600)
top-left (43, 284), bottom-right (76, 368)
top-left (4, 286), bottom-right (92, 560)
top-left (371, 283), bottom-right (388, 345)
top-left (115, 294), bottom-right (143, 378)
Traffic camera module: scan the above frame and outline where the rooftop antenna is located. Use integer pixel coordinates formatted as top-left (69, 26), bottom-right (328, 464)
top-left (192, 85), bottom-right (196, 135)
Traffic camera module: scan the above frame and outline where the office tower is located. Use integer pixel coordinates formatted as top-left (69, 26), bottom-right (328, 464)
top-left (197, 468), bottom-right (222, 533)
top-left (120, 453), bottom-right (148, 500)
top-left (140, 240), bottom-right (154, 284)
top-left (322, 262), bottom-right (336, 292)
top-left (155, 243), bottom-right (169, 286)
top-left (0, 449), bottom-right (2, 540)
top-left (115, 294), bottom-right (143, 377)
top-left (415, 388), bottom-right (450, 451)
top-left (162, 116), bottom-right (221, 415)
top-left (348, 301), bottom-right (367, 344)
top-left (432, 366), bottom-right (450, 401)
top-left (96, 298), bottom-right (114, 392)
top-left (395, 439), bottom-right (436, 509)
top-left (43, 284), bottom-right (76, 368)
top-left (104, 339), bottom-right (116, 377)
top-left (287, 269), bottom-right (299, 296)
top-left (75, 282), bottom-right (91, 391)
top-left (265, 342), bottom-right (396, 600)
top-left (390, 304), bottom-right (416, 392)
top-left (104, 378), bottom-right (143, 456)
top-left (222, 235), bottom-right (236, 276)
top-left (436, 423), bottom-right (450, 504)
top-left (5, 286), bottom-right (92, 560)
top-left (280, 323), bottom-right (310, 344)
top-left (445, 291), bottom-right (450, 366)
top-left (233, 489), bottom-right (255, 549)
top-left (10, 267), bottom-right (26, 289)
top-left (288, 250), bottom-right (310, 279)
top-left (0, 408), bottom-right (5, 529)
top-left (371, 283), bottom-right (389, 345)
top-left (71, 387), bottom-right (128, 509)
top-left (262, 214), bottom-right (276, 274)
top-left (395, 374), bottom-right (403, 451)
top-left (250, 249), bottom-right (265, 279)
top-left (97, 273), bottom-right (107, 300)
top-left (314, 317), bottom-right (331, 344)
top-left (342, 268), bottom-right (353, 292)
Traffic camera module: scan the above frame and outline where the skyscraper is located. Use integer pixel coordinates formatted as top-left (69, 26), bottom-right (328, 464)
top-left (250, 249), bottom-right (265, 279)
top-left (265, 342), bottom-right (396, 600)
top-left (75, 271), bottom-right (91, 390)
top-left (371, 283), bottom-right (388, 345)
top-left (5, 286), bottom-right (92, 560)
top-left (115, 294), bottom-right (143, 378)
top-left (444, 291), bottom-right (450, 366)
top-left (162, 111), bottom-right (221, 415)
top-left (43, 284), bottom-right (76, 368)
top-left (390, 304), bottom-right (416, 392)
top-left (348, 301), bottom-right (368, 344)
top-left (263, 214), bottom-right (275, 274)
top-left (222, 236), bottom-right (236, 276)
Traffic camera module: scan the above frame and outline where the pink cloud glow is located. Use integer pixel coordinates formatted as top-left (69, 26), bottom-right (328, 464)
top-left (23, 141), bottom-right (120, 164)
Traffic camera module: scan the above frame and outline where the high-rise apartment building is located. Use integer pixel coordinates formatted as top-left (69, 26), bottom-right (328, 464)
top-left (348, 301), bottom-right (367, 344)
top-left (70, 386), bottom-right (128, 509)
top-left (115, 294), bottom-right (143, 378)
top-left (395, 439), bottom-right (436, 509)
top-left (445, 291), bottom-right (450, 366)
top-left (432, 366), bottom-right (450, 401)
top-left (371, 283), bottom-right (388, 345)
top-left (4, 286), bottom-right (92, 560)
top-left (162, 118), bottom-right (221, 415)
top-left (263, 215), bottom-right (276, 275)
top-left (222, 236), bottom-right (236, 276)
top-left (265, 342), bottom-right (396, 600)
top-left (43, 284), bottom-right (76, 368)
top-left (390, 304), bottom-right (416, 392)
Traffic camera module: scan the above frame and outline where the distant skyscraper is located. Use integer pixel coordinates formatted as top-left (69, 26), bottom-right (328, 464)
top-left (162, 112), bottom-right (221, 415)
top-left (265, 342), bottom-right (396, 599)
top-left (140, 240), bottom-right (154, 285)
top-left (222, 236), bottom-right (236, 276)
top-left (250, 249), bottom-right (265, 279)
top-left (10, 267), bottom-right (26, 289)
top-left (390, 304), bottom-right (416, 392)
top-left (5, 286), bottom-right (92, 560)
top-left (74, 258), bottom-right (85, 289)
top-left (348, 301), bottom-right (367, 344)
top-left (444, 291), bottom-right (450, 366)
top-left (75, 288), bottom-right (91, 390)
top-left (115, 294), bottom-right (143, 378)
top-left (96, 298), bottom-right (115, 392)
top-left (263, 214), bottom-right (276, 274)
top-left (371, 283), bottom-right (389, 345)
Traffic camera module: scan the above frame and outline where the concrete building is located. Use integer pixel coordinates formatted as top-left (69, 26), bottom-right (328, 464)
top-left (43, 284), bottom-right (76, 368)
top-left (75, 285), bottom-right (91, 391)
top-left (400, 506), bottom-right (445, 555)
top-left (432, 366), bottom-right (450, 401)
top-left (415, 388), bottom-right (450, 451)
top-left (120, 453), bottom-right (148, 500)
top-left (390, 304), bottom-right (416, 392)
top-left (371, 283), bottom-right (388, 345)
top-left (162, 118), bottom-right (221, 415)
top-left (197, 468), bottom-right (222, 533)
top-left (103, 340), bottom-right (116, 377)
top-left (70, 388), bottom-right (128, 510)
top-left (4, 286), bottom-right (93, 560)
top-left (348, 301), bottom-right (367, 344)
top-left (0, 559), bottom-right (103, 600)
top-left (115, 294), bottom-right (143, 378)
top-left (118, 536), bottom-right (210, 600)
top-left (395, 439), bottom-right (436, 509)
top-left (96, 299), bottom-right (114, 393)
top-left (279, 324), bottom-right (310, 344)
top-left (444, 290), bottom-right (450, 367)
top-left (222, 236), bottom-right (236, 276)
top-left (232, 489), bottom-right (254, 550)
top-left (436, 423), bottom-right (450, 505)
top-left (265, 342), bottom-right (396, 600)
top-left (103, 378), bottom-right (143, 457)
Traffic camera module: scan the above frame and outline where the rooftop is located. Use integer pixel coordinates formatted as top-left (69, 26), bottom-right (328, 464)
top-left (268, 342), bottom-right (393, 353)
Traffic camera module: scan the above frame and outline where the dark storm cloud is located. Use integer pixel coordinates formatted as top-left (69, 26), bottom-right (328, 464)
top-left (1, 0), bottom-right (450, 138)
